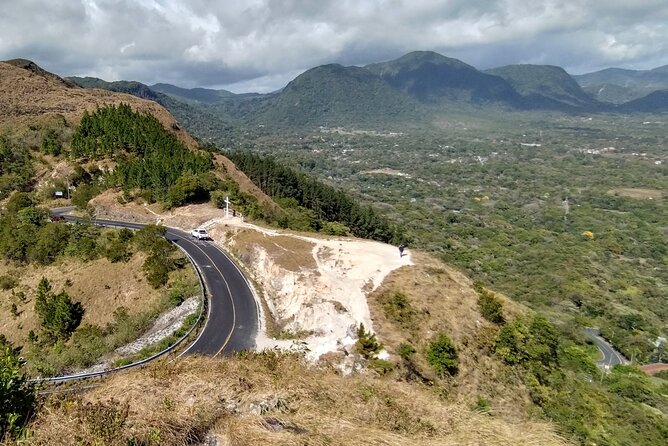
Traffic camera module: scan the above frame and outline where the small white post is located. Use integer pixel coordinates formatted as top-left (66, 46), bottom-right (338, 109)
top-left (224, 196), bottom-right (230, 218)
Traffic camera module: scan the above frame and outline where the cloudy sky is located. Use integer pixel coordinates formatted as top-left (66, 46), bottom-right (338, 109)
top-left (1, 0), bottom-right (667, 92)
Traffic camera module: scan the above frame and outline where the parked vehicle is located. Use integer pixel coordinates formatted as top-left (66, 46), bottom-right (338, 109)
top-left (190, 228), bottom-right (209, 240)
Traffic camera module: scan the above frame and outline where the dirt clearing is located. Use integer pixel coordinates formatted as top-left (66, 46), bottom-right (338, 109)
top-left (608, 188), bottom-right (664, 199)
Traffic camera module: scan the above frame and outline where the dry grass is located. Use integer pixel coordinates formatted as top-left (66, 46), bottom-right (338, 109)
top-left (229, 230), bottom-right (316, 272)
top-left (0, 253), bottom-right (162, 345)
top-left (367, 252), bottom-right (535, 421)
top-left (607, 188), bottom-right (664, 200)
top-left (0, 62), bottom-right (196, 149)
top-left (214, 154), bottom-right (283, 215)
top-left (22, 353), bottom-right (568, 446)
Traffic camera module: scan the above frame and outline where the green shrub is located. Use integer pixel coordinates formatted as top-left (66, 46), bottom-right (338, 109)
top-left (398, 342), bottom-right (416, 360)
top-left (382, 292), bottom-right (417, 329)
top-left (34, 277), bottom-right (84, 342)
top-left (5, 192), bottom-right (34, 213)
top-left (356, 323), bottom-right (383, 359)
top-left (40, 130), bottom-right (62, 156)
top-left (426, 333), bottom-right (459, 377)
top-left (71, 183), bottom-right (103, 210)
top-left (561, 345), bottom-right (598, 376)
top-left (606, 365), bottom-right (657, 404)
top-left (475, 396), bottom-right (491, 414)
top-left (168, 289), bottom-right (185, 307)
top-left (495, 315), bottom-right (559, 369)
top-left (143, 253), bottom-right (172, 289)
top-left (321, 221), bottom-right (351, 236)
top-left (477, 288), bottom-right (504, 324)
top-left (369, 358), bottom-right (394, 375)
top-left (133, 225), bottom-right (167, 252)
top-left (65, 222), bottom-right (100, 261)
top-left (0, 340), bottom-right (36, 439)
top-left (210, 190), bottom-right (228, 209)
top-left (166, 173), bottom-right (209, 208)
top-left (103, 232), bottom-right (132, 263)
top-left (0, 275), bottom-right (18, 290)
top-left (30, 222), bottom-right (71, 264)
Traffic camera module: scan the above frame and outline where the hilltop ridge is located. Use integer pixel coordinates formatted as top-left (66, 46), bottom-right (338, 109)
top-left (0, 59), bottom-right (196, 148)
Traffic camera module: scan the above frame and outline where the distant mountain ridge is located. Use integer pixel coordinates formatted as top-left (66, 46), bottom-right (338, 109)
top-left (64, 51), bottom-right (668, 129)
top-left (366, 51), bottom-right (522, 105)
top-left (619, 89), bottom-right (668, 113)
top-left (246, 63), bottom-right (424, 126)
top-left (67, 76), bottom-right (163, 101)
top-left (150, 83), bottom-right (237, 103)
top-left (485, 64), bottom-right (601, 110)
top-left (574, 65), bottom-right (668, 103)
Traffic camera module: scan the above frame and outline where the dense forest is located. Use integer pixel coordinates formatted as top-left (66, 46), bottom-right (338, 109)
top-left (226, 150), bottom-right (401, 243)
top-left (0, 136), bottom-right (33, 200)
top-left (71, 104), bottom-right (214, 206)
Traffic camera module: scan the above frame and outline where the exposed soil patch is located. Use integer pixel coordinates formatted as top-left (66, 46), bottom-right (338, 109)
top-left (608, 188), bottom-right (664, 199)
top-left (230, 230), bottom-right (316, 272)
top-left (640, 363), bottom-right (668, 376)
top-left (87, 199), bottom-right (412, 363)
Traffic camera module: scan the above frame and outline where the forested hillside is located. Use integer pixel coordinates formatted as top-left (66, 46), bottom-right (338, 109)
top-left (71, 104), bottom-right (214, 207)
top-left (226, 151), bottom-right (401, 243)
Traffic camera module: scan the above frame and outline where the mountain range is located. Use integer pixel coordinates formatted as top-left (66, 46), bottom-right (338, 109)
top-left (60, 51), bottom-right (668, 128)
top-left (574, 65), bottom-right (668, 104)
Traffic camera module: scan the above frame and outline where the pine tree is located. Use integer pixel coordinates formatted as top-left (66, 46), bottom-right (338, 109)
top-left (356, 323), bottom-right (383, 359)
top-left (34, 277), bottom-right (51, 319)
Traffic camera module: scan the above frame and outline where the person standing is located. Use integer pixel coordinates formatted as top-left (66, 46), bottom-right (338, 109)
top-left (398, 243), bottom-right (405, 257)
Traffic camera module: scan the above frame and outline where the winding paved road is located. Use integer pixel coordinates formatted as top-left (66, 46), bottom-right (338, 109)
top-left (584, 328), bottom-right (628, 368)
top-left (53, 210), bottom-right (258, 357)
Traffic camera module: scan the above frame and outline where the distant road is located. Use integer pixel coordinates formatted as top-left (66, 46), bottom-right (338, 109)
top-left (584, 328), bottom-right (629, 368)
top-left (51, 208), bottom-right (258, 357)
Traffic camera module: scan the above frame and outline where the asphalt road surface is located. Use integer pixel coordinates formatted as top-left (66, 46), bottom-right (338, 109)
top-left (52, 210), bottom-right (258, 357)
top-left (584, 328), bottom-right (628, 368)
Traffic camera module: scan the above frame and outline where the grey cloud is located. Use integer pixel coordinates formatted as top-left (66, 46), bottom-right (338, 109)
top-left (1, 0), bottom-right (667, 92)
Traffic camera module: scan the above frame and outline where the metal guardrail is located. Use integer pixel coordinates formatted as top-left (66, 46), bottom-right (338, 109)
top-left (32, 222), bottom-right (208, 385)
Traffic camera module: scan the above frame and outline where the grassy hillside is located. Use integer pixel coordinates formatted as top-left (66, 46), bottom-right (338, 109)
top-left (22, 353), bottom-right (568, 446)
top-left (0, 61), bottom-right (197, 149)
top-left (15, 245), bottom-right (668, 446)
top-left (18, 245), bottom-right (570, 446)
